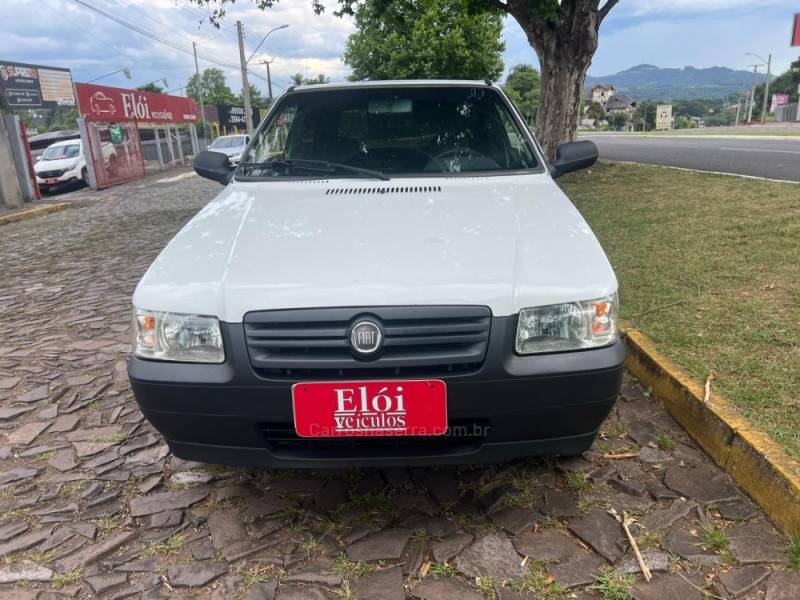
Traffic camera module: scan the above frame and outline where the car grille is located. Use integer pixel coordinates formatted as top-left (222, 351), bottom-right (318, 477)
top-left (38, 169), bottom-right (67, 178)
top-left (244, 306), bottom-right (492, 379)
top-left (259, 419), bottom-right (489, 458)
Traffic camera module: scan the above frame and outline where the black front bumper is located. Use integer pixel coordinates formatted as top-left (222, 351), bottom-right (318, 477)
top-left (129, 317), bottom-right (624, 468)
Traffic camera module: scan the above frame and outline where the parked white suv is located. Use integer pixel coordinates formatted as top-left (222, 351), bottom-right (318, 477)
top-left (129, 81), bottom-right (623, 468)
top-left (34, 139), bottom-right (116, 191)
top-left (33, 140), bottom-right (87, 191)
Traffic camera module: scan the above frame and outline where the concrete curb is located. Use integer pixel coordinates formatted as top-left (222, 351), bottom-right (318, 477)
top-left (0, 203), bottom-right (70, 226)
top-left (621, 325), bottom-right (800, 535)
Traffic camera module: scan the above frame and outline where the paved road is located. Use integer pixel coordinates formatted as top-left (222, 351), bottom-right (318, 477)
top-left (584, 134), bottom-right (800, 182)
top-left (0, 172), bottom-right (794, 598)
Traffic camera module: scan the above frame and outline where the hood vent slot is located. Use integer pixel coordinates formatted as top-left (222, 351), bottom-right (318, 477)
top-left (325, 185), bottom-right (442, 196)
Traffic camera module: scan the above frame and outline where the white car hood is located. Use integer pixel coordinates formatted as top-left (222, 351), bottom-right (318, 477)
top-left (208, 147), bottom-right (244, 157)
top-left (34, 157), bottom-right (79, 173)
top-left (134, 174), bottom-right (617, 322)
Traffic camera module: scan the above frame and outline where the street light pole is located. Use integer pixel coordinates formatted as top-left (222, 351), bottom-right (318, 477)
top-left (192, 41), bottom-right (208, 146)
top-left (746, 64), bottom-right (760, 124)
top-left (236, 20), bottom-right (254, 136)
top-left (247, 25), bottom-right (289, 64)
top-left (761, 53), bottom-right (772, 125)
top-left (89, 67), bottom-right (131, 83)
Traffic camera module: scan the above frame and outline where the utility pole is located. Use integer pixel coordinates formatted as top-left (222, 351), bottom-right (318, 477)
top-left (735, 93), bottom-right (742, 126)
top-left (236, 20), bottom-right (254, 136)
top-left (192, 41), bottom-right (208, 147)
top-left (760, 53), bottom-right (772, 125)
top-left (260, 60), bottom-right (274, 100)
top-left (746, 64), bottom-right (760, 124)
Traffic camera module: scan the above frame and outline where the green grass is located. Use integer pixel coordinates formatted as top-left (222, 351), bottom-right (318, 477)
top-left (654, 432), bottom-right (674, 452)
top-left (52, 568), bottom-right (83, 589)
top-left (333, 553), bottom-right (379, 579)
top-left (637, 529), bottom-right (662, 551)
top-left (591, 570), bottom-right (635, 600)
top-left (510, 563), bottom-right (566, 599)
top-left (701, 526), bottom-right (729, 553)
top-left (428, 562), bottom-right (459, 577)
top-left (787, 530), bottom-right (800, 570)
top-left (476, 575), bottom-right (498, 599)
top-left (562, 162), bottom-right (800, 459)
top-left (564, 472), bottom-right (591, 493)
top-left (138, 532), bottom-right (185, 558)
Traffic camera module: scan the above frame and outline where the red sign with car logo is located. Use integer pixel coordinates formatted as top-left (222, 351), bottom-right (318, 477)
top-left (75, 83), bottom-right (199, 123)
top-left (292, 380), bottom-right (447, 438)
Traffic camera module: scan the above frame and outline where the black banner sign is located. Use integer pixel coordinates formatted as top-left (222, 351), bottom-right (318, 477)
top-left (0, 61), bottom-right (75, 109)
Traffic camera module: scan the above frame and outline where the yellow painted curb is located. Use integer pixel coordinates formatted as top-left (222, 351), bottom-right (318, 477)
top-left (0, 202), bottom-right (70, 226)
top-left (622, 325), bottom-right (800, 535)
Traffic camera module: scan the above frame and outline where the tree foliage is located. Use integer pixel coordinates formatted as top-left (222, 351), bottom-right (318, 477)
top-left (503, 65), bottom-right (540, 125)
top-left (291, 73), bottom-right (331, 86)
top-left (610, 112), bottom-right (627, 130)
top-left (237, 83), bottom-right (267, 107)
top-left (186, 68), bottom-right (236, 105)
top-left (634, 101), bottom-right (657, 131)
top-left (586, 101), bottom-right (605, 125)
top-left (136, 82), bottom-right (164, 93)
top-left (343, 0), bottom-right (504, 81)
top-left (749, 56), bottom-right (800, 119)
top-left (189, 0), bottom-right (619, 157)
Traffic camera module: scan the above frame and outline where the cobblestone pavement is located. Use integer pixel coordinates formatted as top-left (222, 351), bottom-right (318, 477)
top-left (0, 172), bottom-right (797, 599)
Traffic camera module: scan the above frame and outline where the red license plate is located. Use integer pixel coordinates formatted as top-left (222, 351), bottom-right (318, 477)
top-left (45, 178), bottom-right (59, 184)
top-left (292, 379), bottom-right (447, 438)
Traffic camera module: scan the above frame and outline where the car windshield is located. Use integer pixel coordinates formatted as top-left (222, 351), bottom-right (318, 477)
top-left (239, 86), bottom-right (538, 178)
top-left (42, 144), bottom-right (80, 160)
top-left (210, 136), bottom-right (245, 149)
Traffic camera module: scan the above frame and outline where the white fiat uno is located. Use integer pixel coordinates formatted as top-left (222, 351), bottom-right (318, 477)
top-left (129, 81), bottom-right (622, 468)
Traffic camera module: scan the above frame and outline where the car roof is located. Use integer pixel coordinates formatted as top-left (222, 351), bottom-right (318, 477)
top-left (287, 79), bottom-right (496, 93)
top-left (47, 139), bottom-right (82, 148)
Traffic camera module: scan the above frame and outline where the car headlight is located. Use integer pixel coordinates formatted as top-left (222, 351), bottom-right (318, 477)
top-left (515, 293), bottom-right (618, 354)
top-left (133, 309), bottom-right (224, 363)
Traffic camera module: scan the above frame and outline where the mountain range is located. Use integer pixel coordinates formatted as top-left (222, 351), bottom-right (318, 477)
top-left (585, 64), bottom-right (767, 101)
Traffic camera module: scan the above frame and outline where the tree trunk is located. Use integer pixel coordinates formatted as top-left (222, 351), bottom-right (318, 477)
top-left (503, 0), bottom-right (614, 160)
top-left (535, 48), bottom-right (593, 159)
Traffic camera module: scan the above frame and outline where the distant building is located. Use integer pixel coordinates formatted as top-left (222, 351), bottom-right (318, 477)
top-left (581, 85), bottom-right (636, 129)
top-left (604, 94), bottom-right (637, 116)
top-left (584, 84), bottom-right (616, 106)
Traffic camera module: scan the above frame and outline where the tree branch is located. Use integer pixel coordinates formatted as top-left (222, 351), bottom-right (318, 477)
top-left (598, 0), bottom-right (619, 23)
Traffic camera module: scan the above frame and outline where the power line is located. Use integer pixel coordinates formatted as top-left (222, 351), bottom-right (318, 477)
top-left (111, 0), bottom-right (197, 46)
top-left (67, 0), bottom-right (243, 72)
top-left (68, 0), bottom-right (279, 94)
top-left (43, 0), bottom-right (120, 51)
top-left (175, 0), bottom-right (239, 33)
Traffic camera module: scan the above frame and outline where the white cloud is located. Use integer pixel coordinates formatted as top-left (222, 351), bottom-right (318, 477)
top-left (0, 0), bottom-right (354, 96)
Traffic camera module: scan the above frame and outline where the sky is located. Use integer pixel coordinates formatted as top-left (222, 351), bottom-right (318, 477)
top-left (0, 0), bottom-right (798, 100)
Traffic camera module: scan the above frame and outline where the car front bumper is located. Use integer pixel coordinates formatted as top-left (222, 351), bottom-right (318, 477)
top-left (129, 319), bottom-right (624, 468)
top-left (36, 167), bottom-right (82, 188)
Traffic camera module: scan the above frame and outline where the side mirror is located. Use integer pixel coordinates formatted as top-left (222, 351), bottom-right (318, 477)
top-left (194, 150), bottom-right (234, 185)
top-left (551, 140), bottom-right (598, 178)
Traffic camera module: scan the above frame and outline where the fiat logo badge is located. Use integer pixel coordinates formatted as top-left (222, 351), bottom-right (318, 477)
top-left (350, 320), bottom-right (383, 356)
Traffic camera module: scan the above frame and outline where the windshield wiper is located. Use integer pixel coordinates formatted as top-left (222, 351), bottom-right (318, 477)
top-left (240, 158), bottom-right (390, 181)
